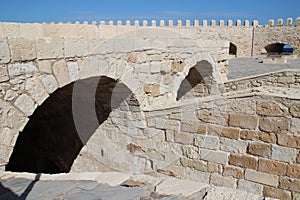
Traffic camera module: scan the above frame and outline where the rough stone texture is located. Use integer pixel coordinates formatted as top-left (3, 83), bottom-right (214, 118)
top-left (223, 165), bottom-right (244, 179)
top-left (64, 37), bottom-right (88, 58)
top-left (9, 37), bottom-right (36, 61)
top-left (259, 117), bottom-right (290, 134)
top-left (271, 145), bottom-right (297, 163)
top-left (52, 59), bottom-right (71, 87)
top-left (256, 101), bottom-right (288, 117)
top-left (0, 37), bottom-right (10, 64)
top-left (38, 60), bottom-right (52, 73)
top-left (279, 177), bottom-right (300, 193)
top-left (248, 142), bottom-right (271, 158)
top-left (290, 103), bottom-right (300, 118)
top-left (174, 132), bottom-right (193, 145)
top-left (8, 62), bottom-right (38, 77)
top-left (194, 135), bottom-right (220, 150)
top-left (240, 130), bottom-right (276, 143)
top-left (39, 75), bottom-right (59, 94)
top-left (13, 94), bottom-right (36, 116)
top-left (287, 164), bottom-right (300, 178)
top-left (237, 179), bottom-right (263, 196)
top-left (263, 186), bottom-right (292, 200)
top-left (200, 149), bottom-right (229, 164)
top-left (229, 154), bottom-right (258, 170)
top-left (229, 114), bottom-right (258, 130)
top-left (220, 138), bottom-right (248, 154)
top-left (245, 169), bottom-right (279, 187)
top-left (258, 158), bottom-right (287, 176)
top-left (210, 173), bottom-right (237, 188)
top-left (0, 65), bottom-right (9, 82)
top-left (37, 36), bottom-right (64, 59)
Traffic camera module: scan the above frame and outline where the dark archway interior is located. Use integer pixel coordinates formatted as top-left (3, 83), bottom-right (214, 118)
top-left (265, 43), bottom-right (293, 55)
top-left (229, 42), bottom-right (237, 56)
top-left (176, 61), bottom-right (213, 100)
top-left (6, 76), bottom-right (133, 174)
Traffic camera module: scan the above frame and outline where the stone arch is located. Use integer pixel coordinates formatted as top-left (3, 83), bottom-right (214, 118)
top-left (265, 43), bottom-right (294, 55)
top-left (176, 60), bottom-right (213, 100)
top-left (229, 42), bottom-right (237, 56)
top-left (5, 76), bottom-right (139, 173)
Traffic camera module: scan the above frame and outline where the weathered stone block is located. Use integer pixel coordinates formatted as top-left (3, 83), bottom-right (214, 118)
top-left (277, 134), bottom-right (300, 149)
top-left (185, 167), bottom-right (210, 183)
top-left (263, 186), bottom-right (291, 200)
top-left (174, 132), bottom-right (193, 145)
top-left (67, 62), bottom-right (80, 82)
top-left (259, 117), bottom-right (289, 133)
top-left (220, 138), bottom-right (248, 154)
top-left (271, 145), bottom-right (297, 163)
top-left (37, 36), bottom-right (64, 59)
top-left (237, 179), bottom-right (263, 196)
top-left (197, 109), bottom-right (228, 126)
top-left (279, 177), bottom-right (300, 193)
top-left (39, 74), bottom-right (58, 94)
top-left (287, 164), bottom-right (300, 178)
top-left (219, 126), bottom-right (240, 139)
top-left (8, 62), bottom-right (38, 77)
top-left (25, 77), bottom-right (49, 105)
top-left (258, 158), bottom-right (287, 176)
top-left (200, 149), bottom-right (229, 164)
top-left (207, 162), bottom-right (222, 173)
top-left (52, 59), bottom-right (71, 87)
top-left (14, 94), bottom-right (36, 116)
top-left (0, 127), bottom-right (18, 147)
top-left (256, 101), bottom-right (288, 117)
top-left (240, 129), bottom-right (276, 143)
top-left (64, 37), bottom-right (89, 58)
top-left (180, 157), bottom-right (207, 171)
top-left (0, 65), bottom-right (9, 82)
top-left (229, 114), bottom-right (258, 130)
top-left (171, 60), bottom-right (185, 72)
top-left (223, 165), bottom-right (244, 179)
top-left (38, 60), bottom-right (52, 73)
top-left (290, 103), bottom-right (300, 118)
top-left (229, 154), bottom-right (258, 170)
top-left (210, 173), bottom-right (237, 188)
top-left (194, 134), bottom-right (220, 150)
top-left (182, 145), bottom-right (199, 159)
top-left (0, 37), bottom-right (10, 64)
top-left (143, 84), bottom-right (160, 97)
top-left (291, 118), bottom-right (300, 136)
top-left (9, 37), bottom-right (36, 61)
top-left (248, 142), bottom-right (271, 158)
top-left (245, 169), bottom-right (279, 187)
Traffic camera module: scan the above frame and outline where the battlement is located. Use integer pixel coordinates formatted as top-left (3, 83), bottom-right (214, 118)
top-left (35, 17), bottom-right (300, 27)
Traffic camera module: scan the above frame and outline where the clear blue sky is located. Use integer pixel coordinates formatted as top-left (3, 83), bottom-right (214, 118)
top-left (0, 0), bottom-right (299, 25)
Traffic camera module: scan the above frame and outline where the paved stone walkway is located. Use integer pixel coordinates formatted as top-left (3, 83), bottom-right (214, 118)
top-left (227, 58), bottom-right (300, 80)
top-left (0, 172), bottom-right (268, 200)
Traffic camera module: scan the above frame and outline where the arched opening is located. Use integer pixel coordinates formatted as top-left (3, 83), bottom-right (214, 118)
top-left (176, 61), bottom-right (213, 100)
top-left (229, 42), bottom-right (237, 56)
top-left (265, 43), bottom-right (294, 56)
top-left (6, 76), bottom-right (135, 174)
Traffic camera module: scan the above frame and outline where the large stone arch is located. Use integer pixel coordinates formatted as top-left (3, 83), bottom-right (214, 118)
top-left (1, 27), bottom-right (223, 172)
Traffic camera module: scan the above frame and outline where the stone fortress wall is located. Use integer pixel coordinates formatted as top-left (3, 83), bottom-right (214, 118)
top-left (0, 17), bottom-right (300, 199)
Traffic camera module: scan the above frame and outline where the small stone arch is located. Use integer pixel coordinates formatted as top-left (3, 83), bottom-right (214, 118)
top-left (265, 43), bottom-right (294, 55)
top-left (176, 60), bottom-right (214, 100)
top-left (5, 76), bottom-right (139, 173)
top-left (229, 42), bottom-right (237, 56)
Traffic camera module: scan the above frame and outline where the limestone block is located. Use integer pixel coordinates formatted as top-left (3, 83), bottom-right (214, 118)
top-left (39, 74), bottom-right (58, 94)
top-left (95, 172), bottom-right (131, 186)
top-left (174, 132), bottom-right (193, 145)
top-left (14, 94), bottom-right (36, 116)
top-left (248, 142), bottom-right (271, 158)
top-left (36, 36), bottom-right (64, 59)
top-left (287, 164), bottom-right (300, 178)
top-left (223, 165), bottom-right (244, 179)
top-left (0, 100), bottom-right (28, 131)
top-left (258, 158), bottom-right (287, 176)
top-left (4, 90), bottom-right (17, 101)
top-left (0, 127), bottom-right (18, 147)
top-left (291, 118), bottom-right (300, 135)
top-left (9, 37), bottom-right (36, 61)
top-left (185, 167), bottom-right (210, 183)
top-left (42, 23), bottom-right (58, 37)
top-left (277, 134), bottom-right (300, 149)
top-left (0, 37), bottom-right (10, 64)
top-left (20, 23), bottom-right (42, 38)
top-left (220, 138), bottom-right (248, 154)
top-left (210, 173), bottom-right (237, 188)
top-left (263, 186), bottom-right (291, 200)
top-left (290, 103), bottom-right (300, 118)
top-left (25, 77), bottom-right (49, 105)
top-left (1, 23), bottom-right (20, 37)
top-left (256, 101), bottom-right (288, 117)
top-left (280, 177), bottom-right (300, 193)
top-left (194, 135), bottom-right (220, 150)
top-left (37, 60), bottom-right (52, 73)
top-left (240, 130), bottom-right (276, 144)
top-left (180, 157), bottom-right (207, 171)
top-left (0, 145), bottom-right (13, 165)
top-left (155, 177), bottom-right (208, 197)
top-left (229, 114), bottom-right (259, 130)
top-left (67, 62), bottom-right (80, 82)
top-left (200, 149), bottom-right (229, 164)
top-left (182, 146), bottom-right (199, 159)
top-left (0, 65), bottom-right (9, 82)
top-left (229, 154), bottom-right (258, 170)
top-left (8, 62), bottom-right (38, 77)
top-left (271, 145), bottom-right (297, 163)
top-left (64, 37), bottom-right (88, 58)
top-left (245, 169), bottom-right (279, 187)
top-left (57, 24), bottom-right (80, 37)
top-left (52, 59), bottom-right (71, 87)
top-left (205, 187), bottom-right (262, 200)
top-left (237, 179), bottom-right (263, 196)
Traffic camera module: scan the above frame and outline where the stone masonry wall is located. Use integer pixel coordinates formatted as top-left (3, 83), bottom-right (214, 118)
top-left (224, 69), bottom-right (300, 92)
top-left (70, 90), bottom-right (300, 200)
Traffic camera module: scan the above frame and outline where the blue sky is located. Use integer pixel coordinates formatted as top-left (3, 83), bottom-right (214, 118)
top-left (0, 0), bottom-right (299, 25)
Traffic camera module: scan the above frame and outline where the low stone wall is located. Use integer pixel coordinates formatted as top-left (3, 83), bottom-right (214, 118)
top-left (224, 69), bottom-right (300, 92)
top-left (71, 89), bottom-right (300, 199)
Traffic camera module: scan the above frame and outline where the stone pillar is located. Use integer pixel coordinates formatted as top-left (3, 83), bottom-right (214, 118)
top-left (244, 20), bottom-right (250, 27)
top-left (211, 20), bottom-right (216, 26)
top-left (134, 20), bottom-right (139, 27)
top-left (151, 20), bottom-right (156, 27)
top-left (177, 20), bottom-right (182, 27)
top-left (253, 20), bottom-right (259, 27)
top-left (236, 20), bottom-right (242, 26)
top-left (126, 20), bottom-right (131, 26)
top-left (186, 20), bottom-right (191, 27)
top-left (117, 20), bottom-right (122, 26)
top-left (268, 19), bottom-right (274, 26)
top-left (160, 20), bottom-right (165, 27)
top-left (219, 20), bottom-right (225, 27)
top-left (228, 20), bottom-right (233, 27)
top-left (169, 20), bottom-right (174, 27)
top-left (143, 20), bottom-right (148, 27)
top-left (194, 20), bottom-right (199, 27)
top-left (287, 18), bottom-right (293, 26)
top-left (202, 20), bottom-right (208, 26)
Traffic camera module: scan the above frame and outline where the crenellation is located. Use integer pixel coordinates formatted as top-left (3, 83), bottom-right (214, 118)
top-left (236, 20), bottom-right (242, 26)
top-left (108, 20), bottom-right (114, 25)
top-left (151, 20), bottom-right (156, 27)
top-left (219, 20), bottom-right (224, 27)
top-left (227, 20), bottom-right (233, 27)
top-left (287, 18), bottom-right (293, 26)
top-left (297, 17), bottom-right (300, 26)
top-left (253, 20), bottom-right (259, 27)
top-left (143, 20), bottom-right (148, 27)
top-left (159, 20), bottom-right (165, 27)
top-left (211, 19), bottom-right (216, 26)
top-left (134, 20), bottom-right (139, 27)
top-left (186, 20), bottom-right (191, 27)
top-left (202, 19), bottom-right (208, 26)
top-left (177, 20), bottom-right (182, 26)
top-left (277, 19), bottom-right (283, 26)
top-left (194, 19), bottom-right (199, 26)
top-left (268, 19), bottom-right (275, 26)
top-left (244, 20), bottom-right (250, 27)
